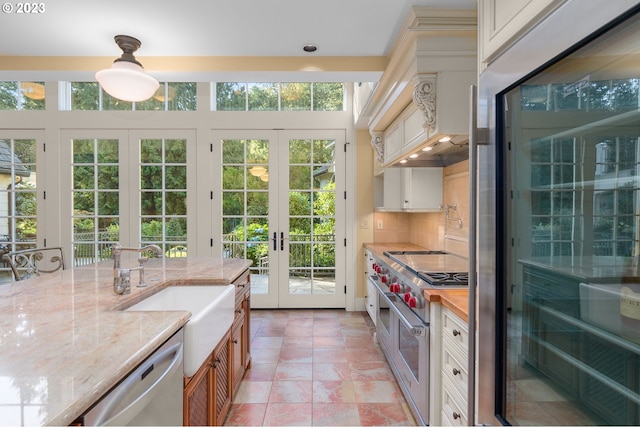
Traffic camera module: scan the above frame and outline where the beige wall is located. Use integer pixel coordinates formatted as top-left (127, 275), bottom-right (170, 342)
top-left (355, 129), bottom-right (375, 299)
top-left (373, 160), bottom-right (470, 258)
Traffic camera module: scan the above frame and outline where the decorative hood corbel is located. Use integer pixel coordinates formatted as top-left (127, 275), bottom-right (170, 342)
top-left (370, 132), bottom-right (385, 162)
top-left (412, 74), bottom-right (437, 132)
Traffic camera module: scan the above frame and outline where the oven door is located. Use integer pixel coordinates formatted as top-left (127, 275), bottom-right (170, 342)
top-left (390, 299), bottom-right (429, 425)
top-left (370, 275), bottom-right (392, 352)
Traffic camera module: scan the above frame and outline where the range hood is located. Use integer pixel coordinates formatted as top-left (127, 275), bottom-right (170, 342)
top-left (358, 7), bottom-right (477, 168)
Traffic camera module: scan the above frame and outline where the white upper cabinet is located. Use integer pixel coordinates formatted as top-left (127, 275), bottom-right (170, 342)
top-left (478, 0), bottom-right (564, 71)
top-left (375, 167), bottom-right (443, 212)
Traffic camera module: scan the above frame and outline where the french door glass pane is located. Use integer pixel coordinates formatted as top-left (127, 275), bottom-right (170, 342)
top-left (0, 138), bottom-right (37, 282)
top-left (71, 139), bottom-right (119, 266)
top-left (221, 139), bottom-right (270, 294)
top-left (287, 138), bottom-right (336, 295)
top-left (139, 139), bottom-right (187, 257)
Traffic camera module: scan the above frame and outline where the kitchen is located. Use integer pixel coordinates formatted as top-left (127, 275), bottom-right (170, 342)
top-left (2, 0), bottom-right (640, 426)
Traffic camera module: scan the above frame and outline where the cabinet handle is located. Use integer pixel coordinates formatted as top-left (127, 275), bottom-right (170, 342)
top-left (452, 329), bottom-right (461, 337)
top-left (235, 309), bottom-right (242, 314)
top-left (452, 368), bottom-right (460, 376)
top-left (233, 339), bottom-right (238, 344)
top-left (452, 412), bottom-right (461, 420)
top-left (212, 357), bottom-right (221, 368)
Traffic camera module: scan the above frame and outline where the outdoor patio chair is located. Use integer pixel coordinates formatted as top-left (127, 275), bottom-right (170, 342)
top-left (2, 247), bottom-right (65, 281)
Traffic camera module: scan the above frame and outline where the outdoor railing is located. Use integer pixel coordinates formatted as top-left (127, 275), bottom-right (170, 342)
top-left (222, 232), bottom-right (335, 274)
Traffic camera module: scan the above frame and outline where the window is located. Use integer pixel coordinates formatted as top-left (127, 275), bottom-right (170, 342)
top-left (215, 82), bottom-right (344, 111)
top-left (69, 82), bottom-right (197, 111)
top-left (521, 78), bottom-right (640, 112)
top-left (530, 137), bottom-right (578, 257)
top-left (593, 136), bottom-right (640, 256)
top-left (0, 82), bottom-right (45, 110)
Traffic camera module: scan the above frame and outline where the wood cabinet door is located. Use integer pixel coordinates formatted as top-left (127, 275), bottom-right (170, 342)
top-left (243, 293), bottom-right (251, 369)
top-left (231, 318), bottom-right (245, 396)
top-left (183, 357), bottom-right (212, 426)
top-left (212, 331), bottom-right (232, 426)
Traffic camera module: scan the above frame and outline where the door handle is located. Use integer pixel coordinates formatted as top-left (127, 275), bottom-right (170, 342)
top-left (280, 232), bottom-right (284, 251)
top-left (467, 83), bottom-right (478, 424)
top-left (272, 232), bottom-right (277, 251)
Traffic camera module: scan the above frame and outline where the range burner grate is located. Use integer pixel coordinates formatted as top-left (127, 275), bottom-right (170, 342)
top-left (418, 271), bottom-right (469, 286)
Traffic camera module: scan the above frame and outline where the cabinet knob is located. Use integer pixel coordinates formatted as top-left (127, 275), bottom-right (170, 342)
top-left (452, 329), bottom-right (461, 337)
top-left (452, 368), bottom-right (461, 376)
top-left (233, 339), bottom-right (239, 344)
top-left (452, 412), bottom-right (461, 420)
top-left (212, 357), bottom-right (221, 368)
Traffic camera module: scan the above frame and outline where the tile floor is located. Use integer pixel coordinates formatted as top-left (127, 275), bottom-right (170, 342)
top-left (224, 309), bottom-right (417, 426)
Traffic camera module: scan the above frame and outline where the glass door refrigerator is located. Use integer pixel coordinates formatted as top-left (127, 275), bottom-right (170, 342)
top-left (477, 1), bottom-right (640, 425)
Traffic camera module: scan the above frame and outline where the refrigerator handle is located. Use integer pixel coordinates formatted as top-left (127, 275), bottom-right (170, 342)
top-left (468, 83), bottom-right (478, 425)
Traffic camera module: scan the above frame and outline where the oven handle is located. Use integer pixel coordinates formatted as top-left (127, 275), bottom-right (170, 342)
top-left (370, 278), bottom-right (429, 336)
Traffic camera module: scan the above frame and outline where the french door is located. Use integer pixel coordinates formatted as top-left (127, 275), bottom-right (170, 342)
top-left (60, 130), bottom-right (196, 266)
top-left (215, 130), bottom-right (346, 309)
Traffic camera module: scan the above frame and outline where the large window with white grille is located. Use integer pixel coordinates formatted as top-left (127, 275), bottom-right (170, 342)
top-left (215, 82), bottom-right (344, 111)
top-left (0, 82), bottom-right (45, 110)
top-left (68, 82), bottom-right (197, 111)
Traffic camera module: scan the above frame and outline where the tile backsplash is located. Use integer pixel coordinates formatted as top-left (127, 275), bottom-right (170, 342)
top-left (373, 160), bottom-right (469, 258)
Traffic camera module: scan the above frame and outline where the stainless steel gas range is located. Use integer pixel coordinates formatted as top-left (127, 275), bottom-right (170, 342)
top-left (365, 248), bottom-right (468, 426)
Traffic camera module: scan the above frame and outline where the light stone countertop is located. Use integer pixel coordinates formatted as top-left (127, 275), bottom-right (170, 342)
top-left (0, 255), bottom-right (251, 426)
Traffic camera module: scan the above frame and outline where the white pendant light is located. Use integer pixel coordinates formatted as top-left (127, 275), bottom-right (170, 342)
top-left (95, 35), bottom-right (159, 102)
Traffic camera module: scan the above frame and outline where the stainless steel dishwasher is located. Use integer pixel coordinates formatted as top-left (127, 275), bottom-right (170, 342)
top-left (82, 329), bottom-right (184, 426)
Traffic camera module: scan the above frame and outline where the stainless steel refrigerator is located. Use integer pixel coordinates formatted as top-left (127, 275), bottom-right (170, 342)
top-left (477, 1), bottom-right (640, 425)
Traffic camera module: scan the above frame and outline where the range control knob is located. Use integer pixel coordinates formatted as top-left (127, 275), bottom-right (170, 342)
top-left (389, 282), bottom-right (404, 293)
top-left (408, 296), bottom-right (421, 308)
top-left (403, 292), bottom-right (413, 303)
top-left (381, 274), bottom-right (388, 283)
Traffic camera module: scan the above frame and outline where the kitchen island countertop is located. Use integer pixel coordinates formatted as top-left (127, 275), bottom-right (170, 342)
top-left (0, 255), bottom-right (251, 426)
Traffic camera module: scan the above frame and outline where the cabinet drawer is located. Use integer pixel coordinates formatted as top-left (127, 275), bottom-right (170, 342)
top-left (441, 308), bottom-right (468, 353)
top-left (442, 342), bottom-right (468, 398)
top-left (441, 375), bottom-right (467, 426)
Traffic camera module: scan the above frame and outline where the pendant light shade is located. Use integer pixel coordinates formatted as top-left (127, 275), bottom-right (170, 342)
top-left (95, 35), bottom-right (159, 102)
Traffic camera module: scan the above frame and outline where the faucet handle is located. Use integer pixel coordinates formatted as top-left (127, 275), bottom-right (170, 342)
top-left (120, 269), bottom-right (131, 294)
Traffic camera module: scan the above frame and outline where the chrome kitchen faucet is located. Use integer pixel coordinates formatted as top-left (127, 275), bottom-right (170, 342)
top-left (112, 243), bottom-right (162, 295)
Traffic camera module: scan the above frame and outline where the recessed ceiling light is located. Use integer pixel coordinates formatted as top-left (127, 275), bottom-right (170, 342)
top-left (422, 146), bottom-right (433, 152)
top-left (399, 159), bottom-right (408, 164)
top-left (409, 153), bottom-right (419, 158)
top-left (439, 136), bottom-right (451, 143)
top-left (303, 44), bottom-right (318, 53)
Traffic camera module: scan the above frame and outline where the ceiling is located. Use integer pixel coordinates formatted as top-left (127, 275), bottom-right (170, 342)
top-left (0, 0), bottom-right (476, 82)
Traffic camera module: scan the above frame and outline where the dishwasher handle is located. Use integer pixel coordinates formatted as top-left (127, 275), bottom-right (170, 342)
top-left (86, 336), bottom-right (183, 426)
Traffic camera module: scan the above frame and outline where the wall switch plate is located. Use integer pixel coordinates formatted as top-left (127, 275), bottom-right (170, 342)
top-left (377, 220), bottom-right (383, 229)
